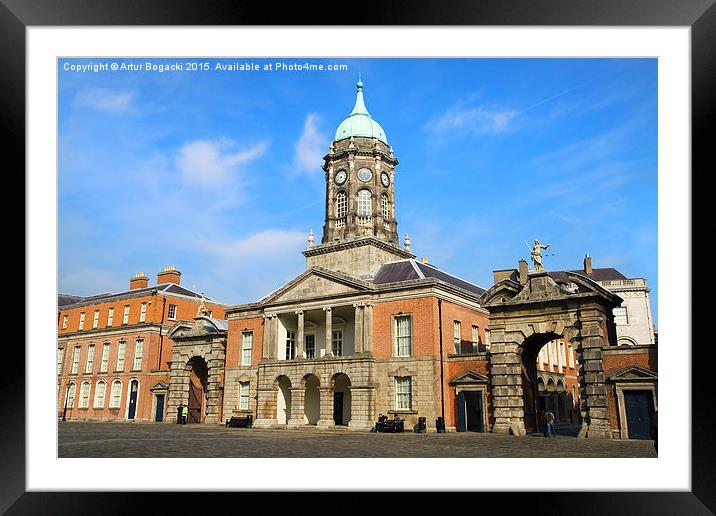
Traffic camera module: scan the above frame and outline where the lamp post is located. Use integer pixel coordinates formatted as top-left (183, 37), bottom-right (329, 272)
top-left (62, 382), bottom-right (70, 421)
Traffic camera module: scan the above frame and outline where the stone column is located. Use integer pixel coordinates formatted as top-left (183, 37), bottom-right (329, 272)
top-left (205, 347), bottom-right (226, 424)
top-left (488, 329), bottom-right (526, 436)
top-left (576, 315), bottom-right (612, 439)
top-left (353, 303), bottom-right (364, 354)
top-left (363, 302), bottom-right (374, 353)
top-left (316, 386), bottom-right (335, 427)
top-left (262, 314), bottom-right (272, 359)
top-left (166, 355), bottom-right (189, 424)
top-left (347, 385), bottom-right (376, 430)
top-left (296, 310), bottom-right (305, 359)
top-left (324, 307), bottom-right (333, 357)
top-left (267, 313), bottom-right (279, 359)
top-left (253, 387), bottom-right (278, 428)
top-left (287, 387), bottom-right (306, 428)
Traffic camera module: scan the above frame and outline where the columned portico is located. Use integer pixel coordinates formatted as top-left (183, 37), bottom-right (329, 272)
top-left (324, 307), bottom-right (333, 356)
top-left (296, 310), bottom-right (305, 358)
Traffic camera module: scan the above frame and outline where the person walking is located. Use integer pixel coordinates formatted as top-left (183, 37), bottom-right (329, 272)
top-left (181, 404), bottom-right (189, 424)
top-left (544, 409), bottom-right (555, 437)
top-left (176, 403), bottom-right (183, 424)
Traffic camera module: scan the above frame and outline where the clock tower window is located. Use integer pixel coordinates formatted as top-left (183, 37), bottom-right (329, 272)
top-left (357, 189), bottom-right (372, 225)
top-left (336, 191), bottom-right (347, 227)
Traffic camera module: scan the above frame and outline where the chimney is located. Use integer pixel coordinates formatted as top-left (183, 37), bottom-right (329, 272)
top-left (518, 259), bottom-right (529, 284)
top-left (493, 269), bottom-right (518, 284)
top-left (584, 254), bottom-right (592, 275)
top-left (157, 266), bottom-right (181, 285)
top-left (129, 272), bottom-right (148, 290)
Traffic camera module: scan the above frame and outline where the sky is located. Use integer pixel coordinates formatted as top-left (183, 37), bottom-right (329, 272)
top-left (58, 57), bottom-right (658, 323)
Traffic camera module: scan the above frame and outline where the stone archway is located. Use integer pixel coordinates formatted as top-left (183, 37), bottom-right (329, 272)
top-left (187, 356), bottom-right (208, 423)
top-left (303, 374), bottom-right (320, 425)
top-left (276, 376), bottom-right (292, 425)
top-left (331, 373), bottom-right (352, 426)
top-left (479, 270), bottom-right (622, 438)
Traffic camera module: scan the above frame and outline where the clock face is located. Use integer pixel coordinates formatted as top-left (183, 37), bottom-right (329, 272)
top-left (381, 172), bottom-right (390, 187)
top-left (357, 167), bottom-right (373, 182)
top-left (334, 170), bottom-right (347, 185)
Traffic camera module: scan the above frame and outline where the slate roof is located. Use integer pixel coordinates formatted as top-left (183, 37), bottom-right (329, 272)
top-left (548, 268), bottom-right (628, 284)
top-left (59, 283), bottom-right (214, 308)
top-left (58, 293), bottom-right (86, 307)
top-left (372, 259), bottom-right (486, 296)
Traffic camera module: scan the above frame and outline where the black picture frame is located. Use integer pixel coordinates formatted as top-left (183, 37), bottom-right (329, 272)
top-left (7, 0), bottom-right (709, 513)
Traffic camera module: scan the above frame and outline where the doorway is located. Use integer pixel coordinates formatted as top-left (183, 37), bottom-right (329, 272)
top-left (155, 394), bottom-right (165, 422)
top-left (624, 390), bottom-right (654, 439)
top-left (187, 357), bottom-right (208, 423)
top-left (456, 390), bottom-right (484, 432)
top-left (127, 380), bottom-right (139, 420)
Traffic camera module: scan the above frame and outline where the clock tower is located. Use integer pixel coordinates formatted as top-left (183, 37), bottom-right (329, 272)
top-left (303, 80), bottom-right (414, 278)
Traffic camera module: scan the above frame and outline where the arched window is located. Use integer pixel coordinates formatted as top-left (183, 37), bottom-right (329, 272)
top-left (110, 380), bottom-right (122, 408)
top-left (357, 189), bottom-right (372, 224)
top-left (66, 382), bottom-right (76, 408)
top-left (336, 191), bottom-right (347, 227)
top-left (79, 381), bottom-right (91, 408)
top-left (94, 380), bottom-right (106, 408)
top-left (381, 194), bottom-right (389, 227)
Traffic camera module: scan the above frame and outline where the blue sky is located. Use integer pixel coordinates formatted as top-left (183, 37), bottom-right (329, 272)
top-left (58, 58), bottom-right (658, 323)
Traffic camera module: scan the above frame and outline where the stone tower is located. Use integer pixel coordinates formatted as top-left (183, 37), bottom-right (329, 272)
top-left (304, 80), bottom-right (414, 278)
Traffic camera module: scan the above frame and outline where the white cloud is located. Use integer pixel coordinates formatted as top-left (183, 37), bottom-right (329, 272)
top-left (75, 88), bottom-right (134, 113)
top-left (431, 104), bottom-right (518, 135)
top-left (200, 229), bottom-right (306, 260)
top-left (176, 139), bottom-right (267, 188)
top-left (293, 114), bottom-right (328, 175)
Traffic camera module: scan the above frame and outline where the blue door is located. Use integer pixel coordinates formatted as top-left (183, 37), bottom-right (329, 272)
top-left (127, 380), bottom-right (138, 420)
top-left (456, 391), bottom-right (467, 432)
top-left (624, 390), bottom-right (654, 439)
top-left (155, 394), bottom-right (165, 422)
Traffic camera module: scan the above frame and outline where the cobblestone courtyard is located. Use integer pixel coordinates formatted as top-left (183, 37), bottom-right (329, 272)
top-left (58, 422), bottom-right (656, 458)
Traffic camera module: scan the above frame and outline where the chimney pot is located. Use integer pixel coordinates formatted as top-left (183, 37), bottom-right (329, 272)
top-left (129, 272), bottom-right (148, 290)
top-left (584, 254), bottom-right (592, 274)
top-left (157, 266), bottom-right (182, 285)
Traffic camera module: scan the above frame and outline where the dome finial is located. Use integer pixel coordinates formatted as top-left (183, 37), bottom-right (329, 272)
top-left (357, 71), bottom-right (363, 89)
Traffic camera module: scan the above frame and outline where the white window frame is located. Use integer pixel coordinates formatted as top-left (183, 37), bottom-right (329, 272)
top-left (305, 333), bottom-right (316, 359)
top-left (123, 305), bottom-right (130, 324)
top-left (116, 341), bottom-right (126, 371)
top-left (285, 331), bottom-right (295, 360)
top-left (79, 381), bottom-right (91, 408)
top-left (395, 376), bottom-right (412, 410)
top-left (568, 344), bottom-right (575, 368)
top-left (100, 342), bottom-right (111, 373)
top-left (107, 307), bottom-right (114, 327)
top-left (471, 325), bottom-right (479, 352)
top-left (71, 346), bottom-right (80, 374)
top-left (239, 382), bottom-right (250, 411)
top-left (485, 328), bottom-right (491, 352)
top-left (357, 189), bottom-right (372, 216)
top-left (109, 380), bottom-right (122, 408)
top-left (453, 320), bottom-right (461, 353)
top-left (94, 380), bottom-right (106, 408)
top-left (57, 348), bottom-right (65, 375)
top-left (93, 310), bottom-right (100, 328)
top-left (139, 302), bottom-right (147, 322)
top-left (336, 191), bottom-right (347, 222)
top-left (133, 339), bottom-right (144, 370)
top-left (62, 315), bottom-right (68, 329)
top-left (66, 382), bottom-right (76, 408)
top-left (332, 330), bottom-right (343, 357)
top-left (168, 304), bottom-right (177, 320)
top-left (241, 331), bottom-right (253, 366)
top-left (394, 315), bottom-right (412, 357)
top-left (381, 193), bottom-right (389, 219)
top-left (85, 344), bottom-right (95, 374)
top-left (79, 312), bottom-right (85, 330)
top-left (614, 306), bottom-right (629, 325)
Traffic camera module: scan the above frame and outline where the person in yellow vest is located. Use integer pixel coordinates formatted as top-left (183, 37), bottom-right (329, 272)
top-left (181, 404), bottom-right (189, 424)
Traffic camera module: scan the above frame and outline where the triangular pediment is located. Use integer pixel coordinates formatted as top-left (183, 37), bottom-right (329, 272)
top-left (262, 267), bottom-right (371, 304)
top-left (608, 366), bottom-right (658, 382)
top-left (450, 370), bottom-right (489, 385)
top-left (150, 381), bottom-right (170, 391)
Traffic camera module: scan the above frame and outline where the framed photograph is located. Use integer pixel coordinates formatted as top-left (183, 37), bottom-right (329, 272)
top-left (10, 0), bottom-right (708, 512)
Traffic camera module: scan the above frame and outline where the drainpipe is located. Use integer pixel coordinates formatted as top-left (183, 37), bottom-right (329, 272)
top-left (157, 295), bottom-right (166, 371)
top-left (438, 298), bottom-right (445, 427)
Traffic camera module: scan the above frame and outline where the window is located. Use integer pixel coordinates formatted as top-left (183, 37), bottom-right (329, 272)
top-left (133, 339), bottom-right (144, 370)
top-left (471, 325), bottom-right (479, 353)
top-left (71, 346), bottom-right (80, 374)
top-left (116, 341), bottom-right (126, 371)
top-left (62, 315), bottom-right (68, 329)
top-left (110, 380), bottom-right (122, 408)
top-left (453, 321), bottom-right (461, 353)
top-left (79, 381), bottom-right (91, 408)
top-left (614, 306), bottom-right (629, 325)
top-left (93, 310), bottom-right (100, 328)
top-left (381, 193), bottom-right (389, 219)
top-left (568, 344), bottom-right (575, 368)
top-left (239, 382), bottom-right (250, 410)
top-left (241, 332), bottom-right (253, 365)
top-left (484, 329), bottom-right (491, 352)
top-left (57, 348), bottom-right (64, 375)
top-left (395, 377), bottom-right (412, 410)
top-left (107, 307), bottom-right (114, 326)
top-left (94, 380), bottom-right (106, 408)
top-left (66, 382), bottom-right (76, 408)
top-left (168, 304), bottom-right (177, 320)
top-left (332, 331), bottom-right (343, 357)
top-left (85, 344), bottom-right (95, 373)
top-left (357, 189), bottom-right (372, 218)
top-left (79, 312), bottom-right (85, 330)
top-left (336, 191), bottom-right (347, 227)
top-left (305, 334), bottom-right (316, 359)
top-left (395, 315), bottom-right (412, 356)
top-left (285, 331), bottom-right (295, 360)
top-left (123, 305), bottom-right (130, 324)
top-left (140, 302), bottom-right (147, 322)
top-left (100, 343), bottom-right (110, 372)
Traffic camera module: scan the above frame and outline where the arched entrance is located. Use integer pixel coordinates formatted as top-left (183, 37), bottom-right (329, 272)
top-left (303, 374), bottom-right (320, 425)
top-left (276, 376), bottom-right (292, 425)
top-left (187, 357), bottom-right (208, 423)
top-left (521, 333), bottom-right (560, 433)
top-left (332, 373), bottom-right (351, 426)
top-left (479, 270), bottom-right (622, 438)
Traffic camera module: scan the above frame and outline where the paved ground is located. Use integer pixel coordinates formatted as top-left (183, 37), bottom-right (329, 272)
top-left (58, 422), bottom-right (657, 458)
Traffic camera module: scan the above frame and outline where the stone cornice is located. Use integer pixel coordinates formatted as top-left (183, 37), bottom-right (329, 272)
top-left (302, 236), bottom-right (414, 259)
top-left (58, 323), bottom-right (164, 341)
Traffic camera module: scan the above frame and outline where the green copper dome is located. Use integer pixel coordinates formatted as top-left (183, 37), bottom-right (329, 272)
top-left (334, 80), bottom-right (388, 144)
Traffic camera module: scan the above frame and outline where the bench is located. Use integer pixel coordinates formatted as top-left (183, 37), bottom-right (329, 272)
top-left (377, 419), bottom-right (404, 433)
top-left (225, 415), bottom-right (253, 428)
